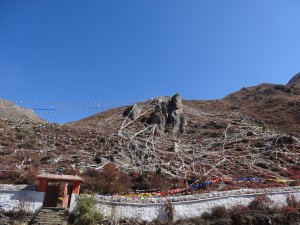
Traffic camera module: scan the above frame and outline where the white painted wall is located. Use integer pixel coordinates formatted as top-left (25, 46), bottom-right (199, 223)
top-left (94, 186), bottom-right (300, 223)
top-left (96, 202), bottom-right (167, 222)
top-left (1, 184), bottom-right (299, 222)
top-left (0, 185), bottom-right (45, 213)
top-left (0, 190), bottom-right (45, 213)
top-left (0, 184), bottom-right (81, 213)
top-left (173, 192), bottom-right (295, 222)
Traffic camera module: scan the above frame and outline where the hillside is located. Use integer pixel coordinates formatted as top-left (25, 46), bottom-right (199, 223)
top-left (0, 99), bottom-right (44, 123)
top-left (0, 75), bottom-right (300, 193)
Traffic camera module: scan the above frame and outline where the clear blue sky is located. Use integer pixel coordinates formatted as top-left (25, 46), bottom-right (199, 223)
top-left (1, 1), bottom-right (300, 123)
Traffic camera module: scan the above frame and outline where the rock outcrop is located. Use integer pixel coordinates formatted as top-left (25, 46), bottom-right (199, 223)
top-left (148, 93), bottom-right (187, 134)
top-left (150, 103), bottom-right (168, 130)
top-left (287, 72), bottom-right (300, 87)
top-left (123, 104), bottom-right (142, 119)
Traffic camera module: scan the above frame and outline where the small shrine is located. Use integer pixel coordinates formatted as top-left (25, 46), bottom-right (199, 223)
top-left (36, 174), bottom-right (84, 209)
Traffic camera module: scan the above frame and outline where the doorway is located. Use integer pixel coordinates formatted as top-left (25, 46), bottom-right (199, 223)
top-left (43, 183), bottom-right (60, 207)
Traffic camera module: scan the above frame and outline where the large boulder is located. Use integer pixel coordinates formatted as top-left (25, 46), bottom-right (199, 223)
top-left (169, 111), bottom-right (182, 133)
top-left (123, 104), bottom-right (142, 119)
top-left (287, 72), bottom-right (300, 86)
top-left (148, 93), bottom-right (187, 134)
top-left (149, 103), bottom-right (168, 130)
top-left (167, 93), bottom-right (186, 133)
top-left (287, 72), bottom-right (300, 94)
top-left (168, 93), bottom-right (183, 112)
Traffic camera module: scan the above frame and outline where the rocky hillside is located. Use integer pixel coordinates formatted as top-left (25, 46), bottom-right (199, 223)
top-left (0, 74), bottom-right (299, 193)
top-left (0, 98), bottom-right (44, 122)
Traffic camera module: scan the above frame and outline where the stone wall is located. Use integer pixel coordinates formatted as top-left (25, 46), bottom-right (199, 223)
top-left (94, 186), bottom-right (300, 222)
top-left (0, 185), bottom-right (45, 213)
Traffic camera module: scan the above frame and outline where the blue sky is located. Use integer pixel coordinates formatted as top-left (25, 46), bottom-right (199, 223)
top-left (1, 1), bottom-right (300, 123)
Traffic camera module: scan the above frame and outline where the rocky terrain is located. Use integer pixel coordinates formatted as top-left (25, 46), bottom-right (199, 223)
top-left (0, 73), bottom-right (300, 193)
top-left (0, 99), bottom-right (44, 123)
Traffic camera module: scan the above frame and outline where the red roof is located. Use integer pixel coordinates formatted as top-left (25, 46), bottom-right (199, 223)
top-left (36, 173), bottom-right (84, 182)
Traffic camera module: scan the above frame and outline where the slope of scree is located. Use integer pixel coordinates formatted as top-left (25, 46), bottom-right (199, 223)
top-left (0, 78), bottom-right (299, 193)
top-left (0, 99), bottom-right (44, 123)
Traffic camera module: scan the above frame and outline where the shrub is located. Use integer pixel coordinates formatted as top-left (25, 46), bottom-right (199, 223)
top-left (211, 206), bottom-right (229, 219)
top-left (289, 180), bottom-right (299, 186)
top-left (248, 194), bottom-right (273, 211)
top-left (4, 209), bottom-right (28, 223)
top-left (81, 165), bottom-right (132, 194)
top-left (201, 211), bottom-right (211, 220)
top-left (73, 194), bottom-right (102, 225)
top-left (231, 204), bottom-right (248, 212)
top-left (286, 194), bottom-right (300, 209)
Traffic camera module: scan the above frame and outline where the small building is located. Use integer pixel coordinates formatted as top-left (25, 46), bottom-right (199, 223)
top-left (36, 173), bottom-right (84, 210)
